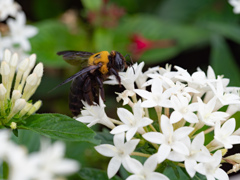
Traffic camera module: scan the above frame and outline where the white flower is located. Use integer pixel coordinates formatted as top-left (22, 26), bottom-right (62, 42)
top-left (104, 62), bottom-right (144, 91)
top-left (195, 150), bottom-right (229, 180)
top-left (143, 115), bottom-right (194, 163)
top-left (168, 132), bottom-right (212, 178)
top-left (208, 77), bottom-right (240, 106)
top-left (126, 154), bottom-right (169, 180)
top-left (29, 140), bottom-right (79, 180)
top-left (134, 78), bottom-right (172, 108)
top-left (110, 100), bottom-right (153, 141)
top-left (75, 97), bottom-right (115, 129)
top-left (0, 0), bottom-right (19, 20)
top-left (116, 89), bottom-right (135, 105)
top-left (214, 118), bottom-right (240, 149)
top-left (95, 133), bottom-right (139, 178)
top-left (229, 0), bottom-right (240, 13)
top-left (197, 97), bottom-right (229, 126)
top-left (7, 12), bottom-right (38, 51)
top-left (170, 94), bottom-right (198, 124)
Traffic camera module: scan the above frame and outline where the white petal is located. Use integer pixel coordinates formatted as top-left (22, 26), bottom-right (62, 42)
top-left (170, 111), bottom-right (182, 123)
top-left (148, 172), bottom-right (169, 180)
top-left (110, 125), bottom-right (129, 134)
top-left (113, 132), bottom-right (125, 147)
top-left (167, 151), bottom-right (185, 162)
top-left (185, 159), bottom-right (197, 177)
top-left (191, 132), bottom-right (204, 150)
top-left (228, 135), bottom-right (240, 145)
top-left (143, 132), bottom-right (164, 144)
top-left (213, 168), bottom-right (229, 180)
top-left (157, 144), bottom-right (171, 163)
top-left (221, 118), bottom-right (236, 136)
top-left (94, 144), bottom-right (117, 157)
top-left (107, 157), bottom-right (121, 178)
top-left (184, 112), bottom-right (199, 123)
top-left (161, 115), bottom-right (173, 137)
top-left (126, 127), bottom-right (138, 141)
top-left (117, 108), bottom-right (134, 125)
top-left (124, 139), bottom-right (140, 154)
top-left (144, 154), bottom-right (158, 172)
top-left (134, 89), bottom-right (153, 100)
top-left (173, 127), bottom-right (194, 140)
top-left (172, 141), bottom-right (189, 155)
top-left (124, 157), bottom-right (142, 174)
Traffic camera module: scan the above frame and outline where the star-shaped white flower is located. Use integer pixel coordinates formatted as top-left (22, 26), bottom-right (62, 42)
top-left (170, 94), bottom-right (198, 124)
top-left (0, 0), bottom-right (19, 20)
top-left (111, 100), bottom-right (153, 141)
top-left (195, 150), bottom-right (229, 180)
top-left (104, 62), bottom-right (144, 91)
top-left (29, 141), bottom-right (79, 180)
top-left (135, 78), bottom-right (172, 108)
top-left (168, 132), bottom-right (212, 178)
top-left (143, 115), bottom-right (194, 163)
top-left (75, 97), bottom-right (115, 129)
top-left (229, 0), bottom-right (240, 14)
top-left (214, 118), bottom-right (240, 149)
top-left (197, 97), bottom-right (229, 126)
top-left (7, 12), bottom-right (38, 51)
top-left (208, 77), bottom-right (240, 106)
top-left (95, 133), bottom-right (139, 178)
top-left (116, 89), bottom-right (135, 105)
top-left (125, 154), bottom-right (169, 180)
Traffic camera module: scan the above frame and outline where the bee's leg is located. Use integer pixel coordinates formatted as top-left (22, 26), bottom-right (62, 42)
top-left (83, 77), bottom-right (93, 105)
top-left (95, 76), bottom-right (105, 102)
top-left (109, 68), bottom-right (121, 86)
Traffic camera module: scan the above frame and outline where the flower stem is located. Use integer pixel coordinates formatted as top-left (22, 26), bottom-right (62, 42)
top-left (109, 118), bottom-right (123, 125)
top-left (131, 152), bottom-right (151, 158)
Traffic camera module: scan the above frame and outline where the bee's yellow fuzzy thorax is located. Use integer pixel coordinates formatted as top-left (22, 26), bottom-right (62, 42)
top-left (88, 51), bottom-right (110, 74)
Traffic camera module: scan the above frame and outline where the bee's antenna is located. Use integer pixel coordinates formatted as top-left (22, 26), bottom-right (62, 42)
top-left (125, 54), bottom-right (135, 74)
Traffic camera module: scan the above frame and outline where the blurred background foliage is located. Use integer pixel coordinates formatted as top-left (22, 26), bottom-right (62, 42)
top-left (14, 0), bottom-right (240, 179)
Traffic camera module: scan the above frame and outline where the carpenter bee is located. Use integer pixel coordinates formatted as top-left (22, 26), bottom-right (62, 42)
top-left (56, 50), bottom-right (127, 116)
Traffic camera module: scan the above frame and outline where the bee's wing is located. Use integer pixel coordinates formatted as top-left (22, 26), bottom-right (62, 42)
top-left (49, 64), bottom-right (101, 92)
top-left (57, 51), bottom-right (94, 67)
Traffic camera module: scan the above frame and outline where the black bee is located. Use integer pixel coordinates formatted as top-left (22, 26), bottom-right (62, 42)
top-left (56, 50), bottom-right (127, 116)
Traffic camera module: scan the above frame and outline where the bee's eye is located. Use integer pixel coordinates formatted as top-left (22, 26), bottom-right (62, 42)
top-left (114, 53), bottom-right (125, 71)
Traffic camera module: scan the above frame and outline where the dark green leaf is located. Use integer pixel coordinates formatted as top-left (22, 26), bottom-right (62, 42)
top-left (18, 113), bottom-right (98, 144)
top-left (78, 168), bottom-right (122, 180)
top-left (210, 35), bottom-right (240, 86)
top-left (114, 15), bottom-right (210, 63)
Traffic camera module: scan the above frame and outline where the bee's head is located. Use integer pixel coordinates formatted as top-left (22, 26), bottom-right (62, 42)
top-left (109, 51), bottom-right (126, 72)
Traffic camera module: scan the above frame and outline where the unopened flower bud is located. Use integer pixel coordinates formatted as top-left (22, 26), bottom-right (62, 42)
top-left (11, 90), bottom-right (22, 102)
top-left (33, 63), bottom-right (44, 78)
top-left (1, 61), bottom-right (10, 76)
top-left (0, 84), bottom-right (7, 101)
top-left (28, 100), bottom-right (42, 115)
top-left (19, 102), bottom-right (33, 117)
top-left (29, 54), bottom-right (36, 69)
top-left (10, 122), bottom-right (17, 129)
top-left (18, 58), bottom-right (29, 72)
top-left (12, 99), bottom-right (26, 113)
top-left (10, 53), bottom-right (18, 68)
top-left (3, 49), bottom-right (11, 63)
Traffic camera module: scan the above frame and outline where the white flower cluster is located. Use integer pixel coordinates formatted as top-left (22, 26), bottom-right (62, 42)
top-left (76, 62), bottom-right (240, 180)
top-left (0, 0), bottom-right (38, 58)
top-left (0, 49), bottom-right (43, 127)
top-left (0, 130), bottom-right (79, 180)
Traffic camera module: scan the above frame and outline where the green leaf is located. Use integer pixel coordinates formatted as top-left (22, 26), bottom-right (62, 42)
top-left (93, 28), bottom-right (113, 52)
top-left (113, 14), bottom-right (210, 63)
top-left (201, 22), bottom-right (240, 44)
top-left (18, 113), bottom-right (98, 144)
top-left (11, 130), bottom-right (41, 153)
top-left (81, 0), bottom-right (102, 11)
top-left (210, 35), bottom-right (240, 86)
top-left (78, 168), bottom-right (122, 180)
